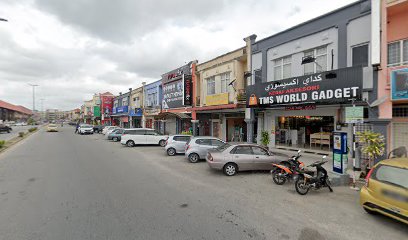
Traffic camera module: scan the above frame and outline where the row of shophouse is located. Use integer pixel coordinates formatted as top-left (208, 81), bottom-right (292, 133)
top-left (78, 0), bottom-right (408, 159)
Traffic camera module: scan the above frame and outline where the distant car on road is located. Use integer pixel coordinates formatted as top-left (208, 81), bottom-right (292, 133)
top-left (47, 124), bottom-right (58, 132)
top-left (165, 135), bottom-right (192, 156)
top-left (0, 124), bottom-right (12, 133)
top-left (184, 136), bottom-right (225, 163)
top-left (78, 124), bottom-right (94, 135)
top-left (360, 158), bottom-right (408, 225)
top-left (206, 143), bottom-right (289, 176)
top-left (120, 128), bottom-right (168, 147)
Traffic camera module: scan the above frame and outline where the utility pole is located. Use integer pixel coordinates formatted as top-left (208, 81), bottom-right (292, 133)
top-left (28, 84), bottom-right (39, 112)
top-left (40, 98), bottom-right (45, 121)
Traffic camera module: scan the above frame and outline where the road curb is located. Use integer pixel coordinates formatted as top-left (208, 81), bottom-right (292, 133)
top-left (0, 127), bottom-right (42, 155)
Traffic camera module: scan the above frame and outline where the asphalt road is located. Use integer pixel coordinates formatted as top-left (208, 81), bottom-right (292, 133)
top-left (0, 125), bottom-right (33, 141)
top-left (0, 127), bottom-right (406, 240)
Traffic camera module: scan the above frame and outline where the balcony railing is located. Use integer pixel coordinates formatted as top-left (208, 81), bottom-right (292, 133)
top-left (236, 89), bottom-right (246, 102)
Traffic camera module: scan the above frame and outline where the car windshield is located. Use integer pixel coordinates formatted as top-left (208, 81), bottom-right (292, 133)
top-left (373, 165), bottom-right (408, 189)
top-left (216, 143), bottom-right (231, 151)
top-left (82, 125), bottom-right (92, 128)
top-left (49, 124), bottom-right (56, 127)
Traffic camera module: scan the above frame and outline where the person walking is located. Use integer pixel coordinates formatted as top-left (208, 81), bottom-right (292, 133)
top-left (75, 122), bottom-right (80, 134)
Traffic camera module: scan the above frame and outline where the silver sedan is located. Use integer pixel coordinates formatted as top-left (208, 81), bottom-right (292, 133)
top-left (206, 143), bottom-right (289, 176)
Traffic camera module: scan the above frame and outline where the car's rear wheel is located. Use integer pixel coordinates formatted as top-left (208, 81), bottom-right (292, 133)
top-left (126, 140), bottom-right (135, 147)
top-left (113, 137), bottom-right (118, 142)
top-left (188, 153), bottom-right (199, 163)
top-left (167, 148), bottom-right (176, 156)
top-left (223, 163), bottom-right (238, 176)
top-left (159, 140), bottom-right (166, 147)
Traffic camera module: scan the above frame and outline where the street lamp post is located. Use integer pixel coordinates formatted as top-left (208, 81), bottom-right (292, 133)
top-left (28, 84), bottom-right (39, 112)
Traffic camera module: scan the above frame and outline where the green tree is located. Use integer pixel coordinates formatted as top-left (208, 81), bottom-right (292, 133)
top-left (356, 130), bottom-right (385, 169)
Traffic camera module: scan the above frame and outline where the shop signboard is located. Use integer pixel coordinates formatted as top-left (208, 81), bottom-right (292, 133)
top-left (162, 74), bottom-right (193, 109)
top-left (93, 106), bottom-right (101, 117)
top-left (101, 96), bottom-right (113, 115)
top-left (345, 106), bottom-right (364, 123)
top-left (129, 108), bottom-right (143, 117)
top-left (246, 67), bottom-right (363, 108)
top-left (162, 63), bottom-right (193, 109)
top-left (391, 68), bottom-right (408, 101)
top-left (183, 74), bottom-right (193, 106)
top-left (116, 106), bottom-right (129, 114)
top-left (206, 92), bottom-right (229, 106)
top-left (162, 79), bottom-right (183, 109)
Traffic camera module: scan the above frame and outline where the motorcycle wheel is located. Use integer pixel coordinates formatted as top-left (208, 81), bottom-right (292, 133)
top-left (295, 177), bottom-right (310, 195)
top-left (271, 169), bottom-right (286, 185)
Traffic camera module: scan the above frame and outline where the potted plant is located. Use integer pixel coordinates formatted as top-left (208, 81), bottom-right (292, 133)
top-left (260, 130), bottom-right (270, 149)
top-left (356, 130), bottom-right (385, 173)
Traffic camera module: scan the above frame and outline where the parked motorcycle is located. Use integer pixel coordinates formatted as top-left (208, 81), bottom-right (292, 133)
top-left (271, 150), bottom-right (304, 185)
top-left (294, 155), bottom-right (333, 195)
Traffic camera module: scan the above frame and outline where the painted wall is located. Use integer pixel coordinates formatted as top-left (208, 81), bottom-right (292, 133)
top-left (266, 27), bottom-right (338, 82)
top-left (347, 14), bottom-right (373, 91)
top-left (196, 48), bottom-right (247, 106)
top-left (251, 0), bottom-right (371, 83)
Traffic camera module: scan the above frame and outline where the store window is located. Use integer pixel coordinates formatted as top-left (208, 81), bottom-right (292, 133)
top-left (114, 100), bottom-right (118, 108)
top-left (122, 98), bottom-right (128, 106)
top-left (134, 97), bottom-right (140, 108)
top-left (388, 39), bottom-right (408, 67)
top-left (254, 68), bottom-right (262, 83)
top-left (352, 44), bottom-right (369, 67)
top-left (207, 76), bottom-right (215, 95)
top-left (220, 72), bottom-right (230, 93)
top-left (273, 56), bottom-right (291, 81)
top-left (304, 46), bottom-right (327, 75)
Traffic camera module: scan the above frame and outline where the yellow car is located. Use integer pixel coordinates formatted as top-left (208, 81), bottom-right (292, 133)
top-left (360, 158), bottom-right (408, 224)
top-left (47, 124), bottom-right (58, 132)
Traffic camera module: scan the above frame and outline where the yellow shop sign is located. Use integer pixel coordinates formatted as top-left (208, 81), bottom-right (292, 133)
top-left (206, 93), bottom-right (229, 106)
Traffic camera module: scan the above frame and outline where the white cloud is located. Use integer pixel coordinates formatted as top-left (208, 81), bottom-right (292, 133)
top-left (0, 0), bottom-right (357, 110)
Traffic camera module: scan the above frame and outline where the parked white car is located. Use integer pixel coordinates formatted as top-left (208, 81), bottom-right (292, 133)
top-left (78, 124), bottom-right (94, 135)
top-left (121, 128), bottom-right (168, 147)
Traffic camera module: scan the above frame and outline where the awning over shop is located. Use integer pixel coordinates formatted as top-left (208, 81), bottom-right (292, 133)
top-left (155, 112), bottom-right (191, 120)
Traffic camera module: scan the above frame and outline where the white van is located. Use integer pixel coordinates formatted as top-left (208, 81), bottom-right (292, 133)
top-left (120, 128), bottom-right (168, 147)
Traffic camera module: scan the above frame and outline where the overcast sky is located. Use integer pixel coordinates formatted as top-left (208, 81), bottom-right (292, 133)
top-left (0, 0), bottom-right (357, 111)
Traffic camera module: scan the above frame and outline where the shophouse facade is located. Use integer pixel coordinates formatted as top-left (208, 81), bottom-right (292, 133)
top-left (246, 0), bottom-right (377, 160)
top-left (144, 79), bottom-right (162, 132)
top-left (159, 61), bottom-right (197, 135)
top-left (374, 0), bottom-right (408, 152)
top-left (83, 100), bottom-right (93, 124)
top-left (111, 91), bottom-right (131, 128)
top-left (195, 48), bottom-right (248, 141)
top-left (91, 94), bottom-right (101, 124)
top-left (129, 86), bottom-right (144, 128)
top-left (100, 92), bottom-right (114, 125)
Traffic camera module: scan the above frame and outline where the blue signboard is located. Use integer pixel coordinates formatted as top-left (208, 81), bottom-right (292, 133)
top-left (129, 108), bottom-right (143, 117)
top-left (391, 68), bottom-right (408, 101)
top-left (112, 108), bottom-right (117, 114)
top-left (116, 106), bottom-right (129, 114)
